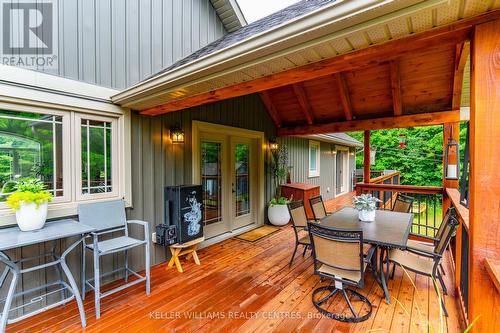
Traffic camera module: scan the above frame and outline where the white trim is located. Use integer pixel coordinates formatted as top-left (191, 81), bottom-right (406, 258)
top-left (308, 140), bottom-right (320, 178)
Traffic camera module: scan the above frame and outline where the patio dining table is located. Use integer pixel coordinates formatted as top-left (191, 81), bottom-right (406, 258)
top-left (320, 206), bottom-right (413, 304)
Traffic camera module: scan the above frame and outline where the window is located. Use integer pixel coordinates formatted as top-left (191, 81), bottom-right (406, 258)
top-left (0, 110), bottom-right (69, 202)
top-left (309, 140), bottom-right (320, 178)
top-left (0, 108), bottom-right (124, 214)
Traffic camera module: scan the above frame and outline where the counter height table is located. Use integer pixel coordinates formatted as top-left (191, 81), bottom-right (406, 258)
top-left (0, 219), bottom-right (96, 333)
top-left (320, 207), bottom-right (413, 304)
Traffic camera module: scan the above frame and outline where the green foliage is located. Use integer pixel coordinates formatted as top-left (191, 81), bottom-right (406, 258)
top-left (352, 194), bottom-right (381, 211)
top-left (6, 178), bottom-right (53, 211)
top-left (348, 123), bottom-right (467, 187)
top-left (269, 144), bottom-right (291, 201)
top-left (14, 177), bottom-right (46, 193)
top-left (269, 196), bottom-right (292, 206)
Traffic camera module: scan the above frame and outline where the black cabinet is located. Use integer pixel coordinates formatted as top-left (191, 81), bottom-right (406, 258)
top-left (165, 185), bottom-right (203, 244)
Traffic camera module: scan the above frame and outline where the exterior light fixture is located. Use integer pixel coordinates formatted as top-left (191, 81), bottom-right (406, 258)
top-left (445, 137), bottom-right (460, 180)
top-left (170, 125), bottom-right (185, 144)
top-left (269, 140), bottom-right (278, 150)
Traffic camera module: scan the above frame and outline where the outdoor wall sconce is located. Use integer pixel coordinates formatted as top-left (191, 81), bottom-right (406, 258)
top-left (269, 140), bottom-right (279, 150)
top-left (170, 125), bottom-right (185, 144)
top-left (445, 137), bottom-right (460, 180)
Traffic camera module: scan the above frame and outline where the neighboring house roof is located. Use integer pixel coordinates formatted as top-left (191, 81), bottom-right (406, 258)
top-left (303, 133), bottom-right (363, 147)
top-left (210, 0), bottom-right (247, 32)
top-left (112, 0), bottom-right (492, 111)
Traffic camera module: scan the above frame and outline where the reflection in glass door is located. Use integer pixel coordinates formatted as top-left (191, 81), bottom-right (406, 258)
top-left (201, 142), bottom-right (223, 226)
top-left (235, 143), bottom-right (250, 217)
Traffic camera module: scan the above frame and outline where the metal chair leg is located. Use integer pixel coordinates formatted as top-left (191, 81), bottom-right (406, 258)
top-left (390, 263), bottom-right (396, 280)
top-left (93, 237), bottom-right (101, 319)
top-left (289, 243), bottom-right (298, 267)
top-left (81, 242), bottom-right (86, 300)
top-left (437, 272), bottom-right (448, 295)
top-left (124, 249), bottom-right (129, 283)
top-left (145, 239), bottom-right (151, 295)
top-left (433, 279), bottom-right (448, 317)
top-left (302, 245), bottom-right (308, 257)
top-left (439, 263), bottom-right (446, 276)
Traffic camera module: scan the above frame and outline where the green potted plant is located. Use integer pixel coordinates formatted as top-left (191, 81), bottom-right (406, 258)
top-left (352, 193), bottom-right (381, 222)
top-left (6, 178), bottom-right (53, 231)
top-left (268, 144), bottom-right (292, 226)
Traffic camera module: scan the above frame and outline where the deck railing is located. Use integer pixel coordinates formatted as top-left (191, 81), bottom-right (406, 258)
top-left (356, 182), bottom-right (444, 238)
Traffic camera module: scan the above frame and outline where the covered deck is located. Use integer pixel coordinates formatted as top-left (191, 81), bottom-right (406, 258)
top-left (7, 227), bottom-right (462, 333)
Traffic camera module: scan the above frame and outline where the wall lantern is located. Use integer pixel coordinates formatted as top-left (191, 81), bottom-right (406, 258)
top-left (170, 125), bottom-right (185, 144)
top-left (269, 140), bottom-right (279, 151)
top-left (445, 137), bottom-right (460, 180)
top-left (398, 133), bottom-right (407, 149)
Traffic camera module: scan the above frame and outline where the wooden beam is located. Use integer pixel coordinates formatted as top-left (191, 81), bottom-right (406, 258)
top-left (364, 130), bottom-right (370, 184)
top-left (277, 110), bottom-right (460, 136)
top-left (390, 60), bottom-right (403, 116)
top-left (259, 91), bottom-right (281, 128)
top-left (137, 11), bottom-right (500, 116)
top-left (335, 73), bottom-right (353, 121)
top-left (291, 83), bottom-right (314, 124)
top-left (452, 41), bottom-right (470, 109)
top-left (468, 18), bottom-right (500, 332)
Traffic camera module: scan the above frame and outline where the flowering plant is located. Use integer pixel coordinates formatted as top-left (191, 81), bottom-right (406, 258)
top-left (352, 194), bottom-right (381, 211)
top-left (6, 178), bottom-right (53, 211)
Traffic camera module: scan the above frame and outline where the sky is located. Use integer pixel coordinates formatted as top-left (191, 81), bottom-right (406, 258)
top-left (236, 0), bottom-right (300, 23)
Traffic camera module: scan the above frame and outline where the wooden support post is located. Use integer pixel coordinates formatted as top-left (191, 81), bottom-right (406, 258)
top-left (364, 130), bottom-right (370, 184)
top-left (469, 18), bottom-right (500, 332)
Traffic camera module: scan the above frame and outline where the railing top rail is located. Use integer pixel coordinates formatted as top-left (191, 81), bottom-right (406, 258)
top-left (356, 183), bottom-right (444, 195)
top-left (369, 171), bottom-right (400, 184)
top-left (445, 188), bottom-right (469, 229)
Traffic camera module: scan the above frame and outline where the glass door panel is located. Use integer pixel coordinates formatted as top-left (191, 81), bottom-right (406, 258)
top-left (234, 143), bottom-right (250, 217)
top-left (201, 142), bottom-right (222, 225)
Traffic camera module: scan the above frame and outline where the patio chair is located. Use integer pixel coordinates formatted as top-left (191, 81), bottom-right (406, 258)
top-left (287, 200), bottom-right (313, 267)
top-left (392, 193), bottom-right (414, 213)
top-left (308, 222), bottom-right (375, 322)
top-left (78, 199), bottom-right (150, 319)
top-left (386, 209), bottom-right (458, 316)
top-left (309, 195), bottom-right (330, 221)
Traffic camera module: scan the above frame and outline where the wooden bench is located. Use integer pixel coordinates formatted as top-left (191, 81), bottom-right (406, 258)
top-left (167, 237), bottom-right (204, 273)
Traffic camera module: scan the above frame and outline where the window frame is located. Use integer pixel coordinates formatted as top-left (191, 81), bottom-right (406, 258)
top-left (308, 140), bottom-right (321, 178)
top-left (74, 112), bottom-right (120, 202)
top-left (0, 105), bottom-right (72, 210)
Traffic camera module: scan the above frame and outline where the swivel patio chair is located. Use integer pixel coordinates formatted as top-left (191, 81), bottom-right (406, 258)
top-left (387, 209), bottom-right (458, 316)
top-left (392, 193), bottom-right (414, 213)
top-left (309, 195), bottom-right (330, 221)
top-left (78, 199), bottom-right (150, 319)
top-left (308, 222), bottom-right (375, 322)
top-left (287, 200), bottom-right (313, 267)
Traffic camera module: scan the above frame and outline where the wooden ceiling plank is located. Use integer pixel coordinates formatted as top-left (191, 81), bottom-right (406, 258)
top-left (334, 73), bottom-right (353, 121)
top-left (259, 91), bottom-right (282, 128)
top-left (390, 60), bottom-right (403, 116)
top-left (140, 11), bottom-right (499, 116)
top-left (291, 83), bottom-right (314, 124)
top-left (452, 41), bottom-right (470, 109)
top-left (277, 110), bottom-right (460, 136)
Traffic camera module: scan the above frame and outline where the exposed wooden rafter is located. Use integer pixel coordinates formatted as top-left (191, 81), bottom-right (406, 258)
top-left (277, 110), bottom-right (460, 136)
top-left (334, 72), bottom-right (353, 121)
top-left (390, 60), bottom-right (403, 116)
top-left (134, 10), bottom-right (500, 116)
top-left (291, 83), bottom-right (314, 124)
top-left (259, 91), bottom-right (281, 128)
top-left (452, 41), bottom-right (470, 109)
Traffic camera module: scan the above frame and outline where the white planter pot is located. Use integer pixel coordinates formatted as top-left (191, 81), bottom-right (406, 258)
top-left (268, 204), bottom-right (290, 226)
top-left (358, 209), bottom-right (376, 222)
top-left (16, 202), bottom-right (48, 231)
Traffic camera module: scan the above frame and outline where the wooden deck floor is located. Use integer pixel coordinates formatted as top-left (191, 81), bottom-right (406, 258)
top-left (324, 191), bottom-right (356, 212)
top-left (8, 227), bottom-right (463, 333)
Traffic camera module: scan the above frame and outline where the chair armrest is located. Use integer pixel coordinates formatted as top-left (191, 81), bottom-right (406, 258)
top-left (406, 247), bottom-right (440, 259)
top-left (126, 220), bottom-right (150, 241)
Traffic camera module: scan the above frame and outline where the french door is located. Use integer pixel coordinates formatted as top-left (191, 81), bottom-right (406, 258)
top-left (199, 132), bottom-right (258, 239)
